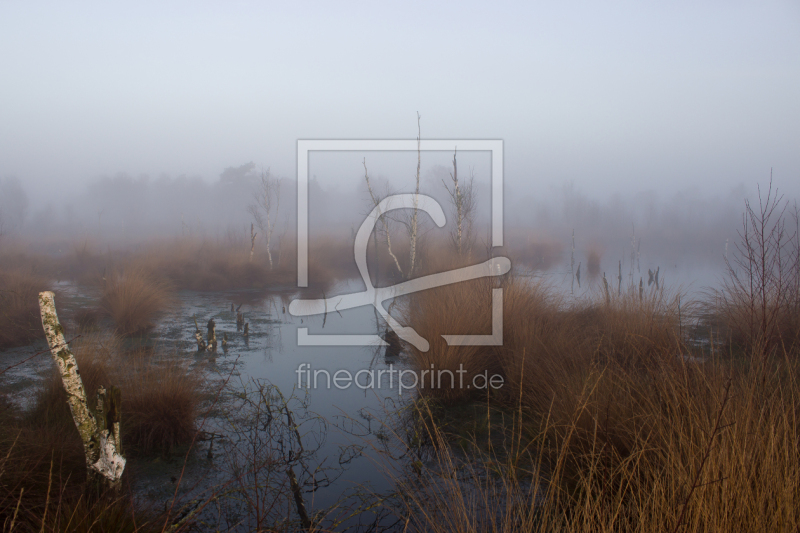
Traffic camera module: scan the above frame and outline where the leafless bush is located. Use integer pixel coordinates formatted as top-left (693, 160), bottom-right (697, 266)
top-left (717, 178), bottom-right (800, 357)
top-left (216, 379), bottom-right (363, 531)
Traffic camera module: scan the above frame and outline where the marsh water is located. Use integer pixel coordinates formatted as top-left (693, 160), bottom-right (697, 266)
top-left (0, 261), bottom-right (724, 528)
top-left (1, 278), bottom-right (414, 527)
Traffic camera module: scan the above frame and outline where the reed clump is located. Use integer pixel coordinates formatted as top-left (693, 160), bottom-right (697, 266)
top-left (390, 329), bottom-right (800, 532)
top-left (100, 268), bottom-right (172, 336)
top-left (120, 354), bottom-right (201, 455)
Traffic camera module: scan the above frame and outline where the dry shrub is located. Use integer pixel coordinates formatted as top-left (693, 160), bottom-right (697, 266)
top-left (100, 268), bottom-right (172, 336)
top-left (67, 334), bottom-right (202, 457)
top-left (0, 269), bottom-right (49, 349)
top-left (403, 278), bottom-right (503, 404)
top-left (713, 182), bottom-right (800, 357)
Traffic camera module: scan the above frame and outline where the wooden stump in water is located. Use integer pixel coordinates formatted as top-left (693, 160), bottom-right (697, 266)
top-left (207, 318), bottom-right (217, 351)
top-left (382, 328), bottom-right (403, 358)
top-left (193, 317), bottom-right (206, 351)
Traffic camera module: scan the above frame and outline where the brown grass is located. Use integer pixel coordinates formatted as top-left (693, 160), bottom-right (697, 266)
top-left (100, 268), bottom-right (172, 336)
top-left (390, 351), bottom-right (800, 532)
top-left (0, 333), bottom-right (202, 526)
top-left (392, 274), bottom-right (800, 531)
top-left (120, 353), bottom-right (202, 455)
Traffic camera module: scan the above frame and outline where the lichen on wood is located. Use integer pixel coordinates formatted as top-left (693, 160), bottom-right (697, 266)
top-left (38, 291), bottom-right (126, 491)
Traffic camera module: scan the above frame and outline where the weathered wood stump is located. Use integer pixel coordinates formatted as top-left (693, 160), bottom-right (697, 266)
top-left (207, 318), bottom-right (217, 351)
top-left (193, 317), bottom-right (206, 351)
top-left (38, 291), bottom-right (126, 494)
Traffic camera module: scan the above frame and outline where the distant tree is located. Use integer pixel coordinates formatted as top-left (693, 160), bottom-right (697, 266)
top-left (220, 162), bottom-right (258, 184)
top-left (248, 169), bottom-right (281, 269)
top-left (441, 148), bottom-right (476, 259)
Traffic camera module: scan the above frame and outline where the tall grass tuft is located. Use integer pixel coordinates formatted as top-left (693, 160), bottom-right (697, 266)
top-left (385, 342), bottom-right (800, 532)
top-left (121, 353), bottom-right (201, 455)
top-left (100, 268), bottom-right (172, 336)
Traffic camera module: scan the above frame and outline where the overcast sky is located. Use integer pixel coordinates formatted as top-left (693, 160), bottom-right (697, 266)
top-left (1, 1), bottom-right (799, 203)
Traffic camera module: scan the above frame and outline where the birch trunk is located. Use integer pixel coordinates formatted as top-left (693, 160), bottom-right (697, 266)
top-left (38, 291), bottom-right (126, 492)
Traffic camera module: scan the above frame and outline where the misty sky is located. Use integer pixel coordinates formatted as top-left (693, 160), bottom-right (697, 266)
top-left (1, 1), bottom-right (799, 204)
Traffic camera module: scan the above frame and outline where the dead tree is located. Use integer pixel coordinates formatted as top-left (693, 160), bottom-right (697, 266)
top-left (442, 147), bottom-right (476, 259)
top-left (248, 169), bottom-right (281, 270)
top-left (408, 112), bottom-right (423, 277)
top-left (363, 113), bottom-right (426, 280)
top-left (249, 223), bottom-right (258, 263)
top-left (38, 292), bottom-right (125, 493)
top-left (571, 230), bottom-right (575, 295)
top-left (364, 159), bottom-right (404, 278)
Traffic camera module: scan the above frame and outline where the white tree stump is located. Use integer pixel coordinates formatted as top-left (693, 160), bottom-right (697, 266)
top-left (38, 291), bottom-right (126, 492)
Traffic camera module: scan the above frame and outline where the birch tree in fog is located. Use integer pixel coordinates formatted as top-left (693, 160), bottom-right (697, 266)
top-left (442, 148), bottom-right (476, 259)
top-left (363, 113), bottom-right (426, 280)
top-left (248, 169), bottom-right (281, 269)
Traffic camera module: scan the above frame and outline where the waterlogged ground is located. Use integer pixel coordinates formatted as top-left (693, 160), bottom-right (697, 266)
top-left (142, 279), bottom-right (413, 521)
top-left (0, 279), bottom-right (416, 528)
top-left (0, 265), bottom-right (724, 529)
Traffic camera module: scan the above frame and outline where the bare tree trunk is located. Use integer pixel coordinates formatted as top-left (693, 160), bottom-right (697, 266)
top-left (571, 229), bottom-right (575, 295)
top-left (408, 112), bottom-right (422, 278)
top-left (249, 170), bottom-right (279, 270)
top-left (250, 223), bottom-right (258, 262)
top-left (364, 158), bottom-right (404, 278)
top-left (38, 291), bottom-right (125, 493)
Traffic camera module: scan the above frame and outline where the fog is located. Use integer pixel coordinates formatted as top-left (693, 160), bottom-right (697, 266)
top-left (1, 1), bottom-right (799, 280)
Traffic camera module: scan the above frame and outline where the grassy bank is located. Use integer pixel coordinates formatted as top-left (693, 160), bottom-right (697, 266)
top-left (393, 267), bottom-right (800, 531)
